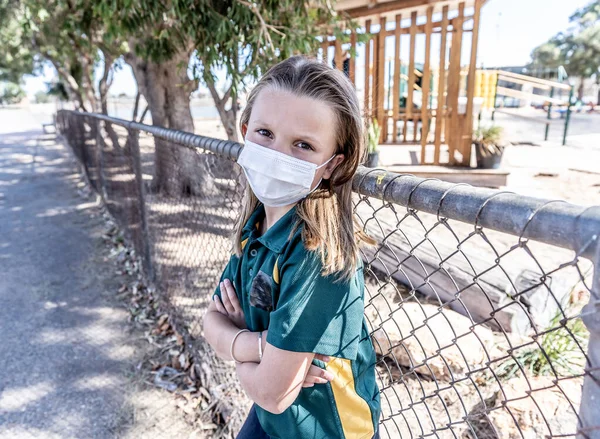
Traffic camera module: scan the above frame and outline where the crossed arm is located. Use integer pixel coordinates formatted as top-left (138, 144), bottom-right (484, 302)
top-left (202, 279), bottom-right (334, 414)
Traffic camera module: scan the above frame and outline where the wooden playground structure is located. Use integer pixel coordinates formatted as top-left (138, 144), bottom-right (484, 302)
top-left (321, 0), bottom-right (574, 170)
top-left (327, 0), bottom-right (489, 167)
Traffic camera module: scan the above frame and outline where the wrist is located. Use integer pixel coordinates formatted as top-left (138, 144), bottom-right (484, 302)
top-left (232, 330), bottom-right (264, 363)
top-left (230, 328), bottom-right (249, 364)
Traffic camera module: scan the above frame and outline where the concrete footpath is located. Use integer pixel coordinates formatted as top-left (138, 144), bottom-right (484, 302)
top-left (0, 110), bottom-right (197, 438)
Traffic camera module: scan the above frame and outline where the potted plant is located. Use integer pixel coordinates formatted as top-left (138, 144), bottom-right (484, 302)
top-left (366, 118), bottom-right (381, 167)
top-left (473, 125), bottom-right (506, 169)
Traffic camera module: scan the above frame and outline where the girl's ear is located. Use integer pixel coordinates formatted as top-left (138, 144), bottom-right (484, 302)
top-left (241, 124), bottom-right (248, 138)
top-left (323, 154), bottom-right (345, 180)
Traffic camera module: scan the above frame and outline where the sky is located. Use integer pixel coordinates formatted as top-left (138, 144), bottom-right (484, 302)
top-left (21, 0), bottom-right (592, 99)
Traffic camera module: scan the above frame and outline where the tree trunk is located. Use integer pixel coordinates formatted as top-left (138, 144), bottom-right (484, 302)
top-left (578, 78), bottom-right (585, 101)
top-left (97, 51), bottom-right (122, 151)
top-left (98, 51), bottom-right (114, 115)
top-left (203, 67), bottom-right (239, 142)
top-left (124, 40), bottom-right (216, 198)
top-left (48, 59), bottom-right (87, 111)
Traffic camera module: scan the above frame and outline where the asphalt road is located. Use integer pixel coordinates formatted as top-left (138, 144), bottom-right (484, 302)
top-left (0, 117), bottom-right (136, 437)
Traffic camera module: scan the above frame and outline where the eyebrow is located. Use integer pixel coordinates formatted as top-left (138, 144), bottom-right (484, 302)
top-left (253, 120), bottom-right (323, 149)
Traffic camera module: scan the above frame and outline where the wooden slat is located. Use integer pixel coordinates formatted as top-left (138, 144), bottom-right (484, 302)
top-left (420, 6), bottom-right (433, 164)
top-left (373, 34), bottom-right (379, 124)
top-left (462, 0), bottom-right (482, 166)
top-left (497, 74), bottom-right (552, 91)
top-left (405, 11), bottom-right (417, 142)
top-left (334, 38), bottom-right (343, 72)
top-left (349, 30), bottom-right (357, 84)
top-left (364, 19), bottom-right (372, 118)
top-left (377, 16), bottom-right (387, 142)
top-left (321, 37), bottom-right (329, 64)
top-left (446, 2), bottom-right (464, 165)
top-left (496, 69), bottom-right (572, 90)
top-left (392, 14), bottom-right (402, 142)
top-left (412, 115), bottom-right (419, 142)
top-left (344, 0), bottom-right (445, 18)
top-left (433, 5), bottom-right (449, 165)
top-left (495, 86), bottom-right (566, 105)
top-left (382, 17), bottom-right (464, 36)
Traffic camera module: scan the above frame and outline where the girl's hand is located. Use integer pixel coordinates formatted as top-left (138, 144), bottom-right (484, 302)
top-left (303, 354), bottom-right (335, 388)
top-left (214, 283), bottom-right (332, 384)
top-left (213, 279), bottom-right (247, 329)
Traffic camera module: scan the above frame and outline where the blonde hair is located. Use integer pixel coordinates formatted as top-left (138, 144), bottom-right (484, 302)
top-left (233, 55), bottom-right (375, 281)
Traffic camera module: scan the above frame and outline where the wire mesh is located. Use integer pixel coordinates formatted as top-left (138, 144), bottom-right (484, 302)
top-left (56, 110), bottom-right (600, 439)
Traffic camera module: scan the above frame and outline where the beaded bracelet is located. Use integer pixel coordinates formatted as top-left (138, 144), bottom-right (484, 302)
top-left (230, 328), bottom-right (250, 364)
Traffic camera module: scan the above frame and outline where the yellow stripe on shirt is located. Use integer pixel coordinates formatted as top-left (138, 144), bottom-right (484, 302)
top-left (327, 357), bottom-right (375, 439)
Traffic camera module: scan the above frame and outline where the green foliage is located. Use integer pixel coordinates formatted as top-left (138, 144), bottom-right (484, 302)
top-left (473, 125), bottom-right (504, 157)
top-left (0, 82), bottom-right (25, 104)
top-left (530, 41), bottom-right (564, 70)
top-left (0, 0), bottom-right (38, 83)
top-left (495, 308), bottom-right (589, 380)
top-left (529, 0), bottom-right (600, 80)
top-left (34, 90), bottom-right (50, 103)
top-left (94, 0), bottom-right (356, 98)
top-left (367, 118), bottom-right (381, 154)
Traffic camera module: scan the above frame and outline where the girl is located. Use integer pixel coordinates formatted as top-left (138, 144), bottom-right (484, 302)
top-left (203, 55), bottom-right (381, 439)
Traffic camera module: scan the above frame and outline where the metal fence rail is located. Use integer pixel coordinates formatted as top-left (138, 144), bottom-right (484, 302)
top-left (56, 109), bottom-right (600, 439)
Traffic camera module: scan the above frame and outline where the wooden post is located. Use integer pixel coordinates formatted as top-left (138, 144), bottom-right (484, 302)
top-left (377, 16), bottom-right (387, 143)
top-left (321, 37), bottom-right (329, 64)
top-left (446, 2), bottom-right (464, 165)
top-left (334, 37), bottom-right (343, 72)
top-left (420, 6), bottom-right (434, 164)
top-left (364, 19), bottom-right (372, 119)
top-left (434, 6), bottom-right (449, 165)
top-left (462, 0), bottom-right (482, 166)
top-left (393, 14), bottom-right (402, 142)
top-left (405, 11), bottom-right (417, 143)
top-left (350, 30), bottom-right (357, 84)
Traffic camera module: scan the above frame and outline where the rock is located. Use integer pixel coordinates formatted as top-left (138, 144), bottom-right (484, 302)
top-left (486, 376), bottom-right (582, 439)
top-left (368, 300), bottom-right (495, 381)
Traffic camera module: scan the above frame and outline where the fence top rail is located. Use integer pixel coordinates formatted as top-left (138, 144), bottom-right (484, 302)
top-left (59, 109), bottom-right (600, 260)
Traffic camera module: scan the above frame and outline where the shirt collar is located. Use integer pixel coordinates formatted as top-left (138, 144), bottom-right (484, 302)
top-left (243, 203), bottom-right (300, 254)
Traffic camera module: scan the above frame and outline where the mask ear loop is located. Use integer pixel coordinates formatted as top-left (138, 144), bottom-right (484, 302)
top-left (305, 154), bottom-right (339, 200)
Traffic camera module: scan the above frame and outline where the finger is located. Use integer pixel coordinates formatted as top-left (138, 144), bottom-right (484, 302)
top-left (224, 279), bottom-right (242, 312)
top-left (220, 281), bottom-right (235, 314)
top-left (213, 295), bottom-right (227, 314)
top-left (304, 375), bottom-right (328, 385)
top-left (314, 353), bottom-right (331, 363)
top-left (305, 365), bottom-right (334, 384)
top-left (302, 382), bottom-right (315, 388)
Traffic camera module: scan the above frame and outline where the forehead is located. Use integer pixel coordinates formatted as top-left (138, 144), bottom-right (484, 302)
top-left (250, 87), bottom-right (337, 150)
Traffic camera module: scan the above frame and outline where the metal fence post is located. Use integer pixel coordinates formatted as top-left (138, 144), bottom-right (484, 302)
top-left (94, 118), bottom-right (108, 204)
top-left (563, 85), bottom-right (574, 146)
top-left (127, 126), bottom-right (155, 284)
top-left (545, 87), bottom-right (554, 141)
top-left (578, 236), bottom-right (600, 439)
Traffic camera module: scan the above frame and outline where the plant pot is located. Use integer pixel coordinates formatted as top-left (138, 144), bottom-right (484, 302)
top-left (366, 152), bottom-right (380, 168)
top-left (474, 143), bottom-right (503, 169)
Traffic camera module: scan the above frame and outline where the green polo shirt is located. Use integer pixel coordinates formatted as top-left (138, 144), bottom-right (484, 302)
top-left (213, 202), bottom-right (381, 439)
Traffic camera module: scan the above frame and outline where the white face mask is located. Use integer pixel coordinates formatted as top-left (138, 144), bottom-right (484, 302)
top-left (237, 139), bottom-right (337, 207)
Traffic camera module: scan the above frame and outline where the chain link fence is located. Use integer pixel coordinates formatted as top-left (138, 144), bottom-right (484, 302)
top-left (56, 109), bottom-right (600, 439)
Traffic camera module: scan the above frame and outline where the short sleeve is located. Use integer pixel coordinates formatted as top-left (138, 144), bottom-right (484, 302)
top-left (266, 238), bottom-right (364, 360)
